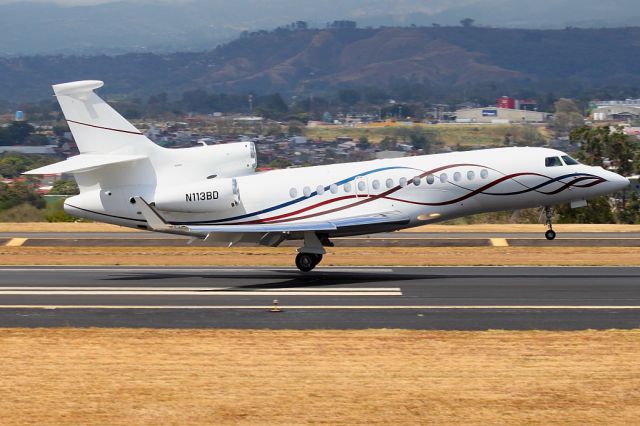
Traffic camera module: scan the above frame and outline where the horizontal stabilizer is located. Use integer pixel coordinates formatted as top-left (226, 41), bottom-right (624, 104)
top-left (24, 154), bottom-right (146, 175)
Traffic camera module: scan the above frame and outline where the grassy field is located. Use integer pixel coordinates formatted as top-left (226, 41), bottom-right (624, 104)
top-left (304, 123), bottom-right (547, 147)
top-left (1, 328), bottom-right (638, 425)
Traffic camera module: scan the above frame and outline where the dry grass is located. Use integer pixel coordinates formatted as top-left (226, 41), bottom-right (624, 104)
top-left (304, 123), bottom-right (545, 146)
top-left (0, 328), bottom-right (638, 425)
top-left (0, 246), bottom-right (639, 266)
top-left (0, 222), bottom-right (137, 232)
top-left (2, 222), bottom-right (640, 233)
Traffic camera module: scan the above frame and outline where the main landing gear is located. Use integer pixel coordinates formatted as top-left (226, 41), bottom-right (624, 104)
top-left (544, 206), bottom-right (556, 240)
top-left (295, 253), bottom-right (323, 272)
top-left (294, 232), bottom-right (331, 272)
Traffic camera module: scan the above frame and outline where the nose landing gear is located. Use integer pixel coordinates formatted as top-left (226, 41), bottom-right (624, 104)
top-left (544, 206), bottom-right (556, 240)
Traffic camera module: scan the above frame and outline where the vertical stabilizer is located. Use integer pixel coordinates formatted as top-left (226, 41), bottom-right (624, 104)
top-left (53, 80), bottom-right (159, 156)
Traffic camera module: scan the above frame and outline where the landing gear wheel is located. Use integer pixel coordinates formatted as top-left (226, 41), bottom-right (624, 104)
top-left (313, 254), bottom-right (323, 266)
top-left (545, 229), bottom-right (556, 241)
top-left (295, 253), bottom-right (317, 272)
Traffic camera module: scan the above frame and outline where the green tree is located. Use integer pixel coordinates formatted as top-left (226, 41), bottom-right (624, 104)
top-left (0, 181), bottom-right (45, 211)
top-left (0, 153), bottom-right (59, 178)
top-left (551, 99), bottom-right (584, 136)
top-left (570, 126), bottom-right (637, 176)
top-left (618, 193), bottom-right (640, 224)
top-left (556, 196), bottom-right (615, 224)
top-left (0, 122), bottom-right (35, 146)
top-left (48, 180), bottom-right (79, 196)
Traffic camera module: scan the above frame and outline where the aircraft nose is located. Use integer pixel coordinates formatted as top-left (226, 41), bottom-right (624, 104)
top-left (609, 171), bottom-right (630, 191)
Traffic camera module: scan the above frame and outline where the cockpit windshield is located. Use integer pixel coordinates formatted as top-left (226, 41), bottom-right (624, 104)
top-left (561, 155), bottom-right (579, 165)
top-left (545, 156), bottom-right (563, 167)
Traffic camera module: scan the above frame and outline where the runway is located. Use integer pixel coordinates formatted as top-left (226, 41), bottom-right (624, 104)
top-left (0, 266), bottom-right (639, 329)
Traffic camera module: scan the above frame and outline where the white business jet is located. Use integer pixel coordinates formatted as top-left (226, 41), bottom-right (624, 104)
top-left (26, 81), bottom-right (630, 271)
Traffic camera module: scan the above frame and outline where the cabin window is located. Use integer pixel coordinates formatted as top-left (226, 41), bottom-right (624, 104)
top-left (426, 175), bottom-right (435, 184)
top-left (467, 171), bottom-right (475, 180)
top-left (330, 184), bottom-right (338, 194)
top-left (480, 169), bottom-right (489, 179)
top-left (316, 185), bottom-right (325, 195)
top-left (545, 156), bottom-right (563, 167)
top-left (412, 177), bottom-right (421, 186)
top-left (344, 182), bottom-right (352, 192)
top-left (440, 173), bottom-right (448, 183)
top-left (562, 155), bottom-right (579, 165)
top-left (357, 181), bottom-right (366, 191)
top-left (372, 179), bottom-right (380, 190)
top-left (289, 188), bottom-right (298, 198)
top-left (386, 178), bottom-right (394, 188)
top-left (303, 186), bottom-right (311, 197)
top-left (453, 172), bottom-right (461, 182)
top-left (399, 177), bottom-right (408, 187)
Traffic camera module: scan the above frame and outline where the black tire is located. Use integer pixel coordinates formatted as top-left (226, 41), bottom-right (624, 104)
top-left (295, 253), bottom-right (316, 272)
top-left (545, 229), bottom-right (556, 240)
top-left (313, 254), bottom-right (323, 266)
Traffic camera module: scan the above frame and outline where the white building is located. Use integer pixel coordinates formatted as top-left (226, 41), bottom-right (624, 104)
top-left (455, 107), bottom-right (549, 123)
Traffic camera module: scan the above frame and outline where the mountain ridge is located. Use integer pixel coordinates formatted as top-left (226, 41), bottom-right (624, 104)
top-left (2, 26), bottom-right (640, 102)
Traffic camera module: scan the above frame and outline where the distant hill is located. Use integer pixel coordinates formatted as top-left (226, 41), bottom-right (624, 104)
top-left (3, 26), bottom-right (640, 102)
top-left (1, 0), bottom-right (640, 56)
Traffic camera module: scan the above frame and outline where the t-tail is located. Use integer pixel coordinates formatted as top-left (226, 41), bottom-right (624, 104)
top-left (24, 80), bottom-right (257, 226)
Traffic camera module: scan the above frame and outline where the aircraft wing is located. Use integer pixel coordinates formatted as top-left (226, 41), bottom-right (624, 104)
top-left (24, 154), bottom-right (146, 175)
top-left (132, 196), bottom-right (409, 236)
top-left (178, 211), bottom-right (410, 234)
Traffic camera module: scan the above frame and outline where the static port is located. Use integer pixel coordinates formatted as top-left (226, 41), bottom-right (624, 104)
top-left (129, 197), bottom-right (136, 204)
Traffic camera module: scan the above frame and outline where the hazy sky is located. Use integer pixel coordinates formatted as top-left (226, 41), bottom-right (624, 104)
top-left (0, 0), bottom-right (154, 4)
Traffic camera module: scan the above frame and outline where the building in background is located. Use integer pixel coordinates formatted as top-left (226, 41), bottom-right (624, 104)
top-left (455, 107), bottom-right (549, 124)
top-left (590, 99), bottom-right (640, 121)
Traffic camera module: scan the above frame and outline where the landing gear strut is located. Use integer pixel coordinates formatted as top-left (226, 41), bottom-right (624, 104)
top-left (295, 232), bottom-right (327, 272)
top-left (544, 206), bottom-right (556, 240)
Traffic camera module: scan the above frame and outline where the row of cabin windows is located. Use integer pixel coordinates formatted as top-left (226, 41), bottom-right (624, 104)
top-left (288, 168), bottom-right (491, 198)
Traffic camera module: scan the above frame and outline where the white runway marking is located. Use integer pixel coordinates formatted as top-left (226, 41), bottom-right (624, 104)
top-left (0, 305), bottom-right (638, 310)
top-left (0, 287), bottom-right (402, 297)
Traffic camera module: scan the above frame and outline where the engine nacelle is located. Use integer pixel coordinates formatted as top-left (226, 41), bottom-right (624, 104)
top-left (154, 178), bottom-right (239, 213)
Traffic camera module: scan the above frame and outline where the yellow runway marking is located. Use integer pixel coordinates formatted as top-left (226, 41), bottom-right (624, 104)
top-left (490, 238), bottom-right (509, 247)
top-left (5, 238), bottom-right (27, 247)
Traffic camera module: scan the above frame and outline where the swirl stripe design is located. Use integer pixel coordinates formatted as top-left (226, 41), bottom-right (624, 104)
top-left (167, 164), bottom-right (607, 226)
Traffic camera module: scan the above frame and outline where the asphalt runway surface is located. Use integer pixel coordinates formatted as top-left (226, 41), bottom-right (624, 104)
top-left (0, 266), bottom-right (639, 330)
top-left (3, 231), bottom-right (640, 247)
